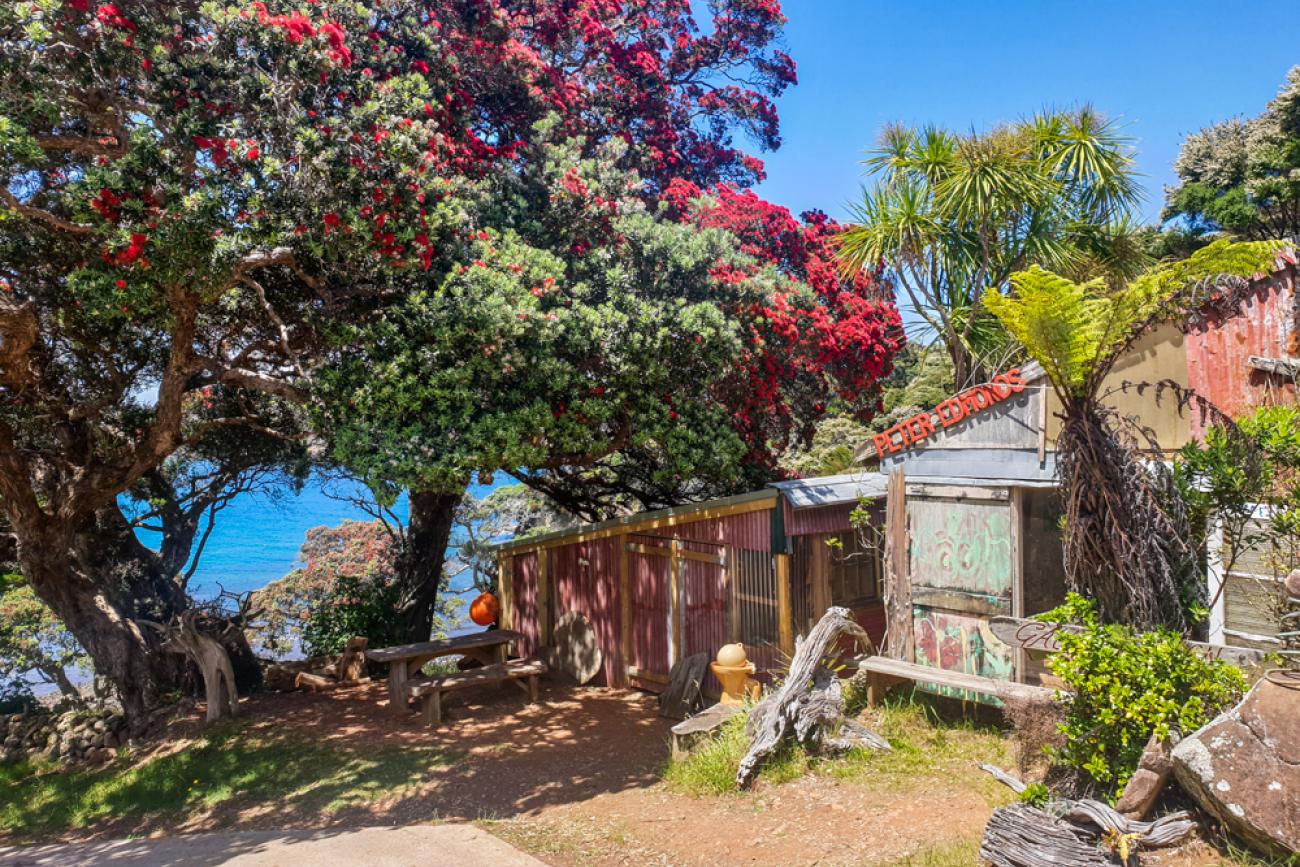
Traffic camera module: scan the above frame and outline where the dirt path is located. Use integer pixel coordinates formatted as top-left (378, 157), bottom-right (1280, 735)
top-left (1, 683), bottom-right (1231, 866)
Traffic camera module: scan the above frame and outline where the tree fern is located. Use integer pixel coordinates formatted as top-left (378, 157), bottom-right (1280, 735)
top-left (985, 239), bottom-right (1290, 399)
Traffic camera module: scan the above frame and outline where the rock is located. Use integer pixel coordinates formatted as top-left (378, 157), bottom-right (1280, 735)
top-left (92, 719), bottom-right (106, 733)
top-left (1172, 679), bottom-right (1300, 858)
top-left (1284, 569), bottom-right (1300, 599)
top-left (1116, 731), bottom-right (1178, 819)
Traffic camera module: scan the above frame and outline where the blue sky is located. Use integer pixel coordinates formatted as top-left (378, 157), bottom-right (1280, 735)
top-left (753, 1), bottom-right (1298, 225)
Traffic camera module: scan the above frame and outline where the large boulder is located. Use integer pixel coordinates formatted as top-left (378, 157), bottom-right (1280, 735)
top-left (1172, 678), bottom-right (1299, 857)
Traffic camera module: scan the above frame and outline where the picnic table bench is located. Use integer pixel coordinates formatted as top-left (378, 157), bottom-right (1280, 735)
top-left (366, 629), bottom-right (524, 714)
top-left (856, 655), bottom-right (1059, 706)
top-left (407, 658), bottom-right (548, 726)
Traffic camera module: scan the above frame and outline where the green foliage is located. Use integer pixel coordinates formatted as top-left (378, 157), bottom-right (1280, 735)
top-left (254, 520), bottom-right (458, 657)
top-left (0, 573), bottom-right (87, 699)
top-left (0, 680), bottom-right (36, 715)
top-left (1017, 782), bottom-right (1051, 808)
top-left (300, 574), bottom-right (404, 659)
top-left (664, 694), bottom-right (1014, 798)
top-left (0, 723), bottom-right (454, 838)
top-left (1164, 67), bottom-right (1300, 242)
top-left (840, 108), bottom-right (1143, 385)
top-left (1040, 595), bottom-right (1247, 794)
top-left (985, 239), bottom-right (1288, 398)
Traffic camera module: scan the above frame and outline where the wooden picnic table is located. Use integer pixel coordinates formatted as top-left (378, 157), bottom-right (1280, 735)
top-left (366, 630), bottom-right (524, 714)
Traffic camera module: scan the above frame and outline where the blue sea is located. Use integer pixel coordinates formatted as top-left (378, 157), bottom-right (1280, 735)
top-left (137, 473), bottom-right (505, 631)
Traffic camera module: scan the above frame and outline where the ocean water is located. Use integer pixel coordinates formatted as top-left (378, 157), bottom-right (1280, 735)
top-left (135, 473), bottom-right (504, 629)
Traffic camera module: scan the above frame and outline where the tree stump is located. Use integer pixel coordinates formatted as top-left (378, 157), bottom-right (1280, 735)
top-left (736, 606), bottom-right (885, 788)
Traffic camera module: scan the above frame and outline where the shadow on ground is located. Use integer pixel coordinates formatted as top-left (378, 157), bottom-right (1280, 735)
top-left (0, 683), bottom-right (672, 842)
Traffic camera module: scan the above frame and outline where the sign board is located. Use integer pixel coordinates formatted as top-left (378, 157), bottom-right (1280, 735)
top-left (871, 368), bottom-right (1028, 458)
top-left (988, 615), bottom-right (1269, 669)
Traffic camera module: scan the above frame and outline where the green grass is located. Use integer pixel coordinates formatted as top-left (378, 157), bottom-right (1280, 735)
top-left (663, 693), bottom-right (1014, 800)
top-left (0, 723), bottom-right (456, 838)
top-left (882, 838), bottom-right (981, 866)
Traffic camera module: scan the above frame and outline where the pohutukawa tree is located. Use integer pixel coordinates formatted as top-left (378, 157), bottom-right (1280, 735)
top-left (300, 0), bottom-right (902, 640)
top-left (0, 0), bottom-right (411, 718)
top-left (1, 0), bottom-right (903, 710)
top-left (984, 240), bottom-right (1295, 630)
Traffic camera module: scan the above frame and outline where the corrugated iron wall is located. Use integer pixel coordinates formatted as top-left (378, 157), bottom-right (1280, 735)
top-left (629, 543), bottom-right (671, 681)
top-left (669, 509), bottom-right (773, 551)
top-left (727, 547), bottom-right (781, 672)
top-left (511, 551), bottom-right (539, 658)
top-left (1186, 268), bottom-right (1297, 437)
top-left (501, 501), bottom-right (786, 691)
top-left (784, 501), bottom-right (858, 537)
top-left (551, 536), bottom-right (624, 687)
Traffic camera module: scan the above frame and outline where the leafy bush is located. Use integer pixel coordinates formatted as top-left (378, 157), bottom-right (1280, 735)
top-left (254, 521), bottom-right (458, 658)
top-left (1039, 594), bottom-right (1247, 794)
top-left (1017, 782), bottom-right (1050, 808)
top-left (300, 574), bottom-right (406, 658)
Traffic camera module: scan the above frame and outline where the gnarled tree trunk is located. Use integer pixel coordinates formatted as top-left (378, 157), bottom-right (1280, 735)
top-left (393, 489), bottom-right (461, 644)
top-left (16, 508), bottom-right (259, 727)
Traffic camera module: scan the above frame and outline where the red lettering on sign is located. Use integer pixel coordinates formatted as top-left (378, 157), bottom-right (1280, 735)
top-left (873, 368), bottom-right (1031, 458)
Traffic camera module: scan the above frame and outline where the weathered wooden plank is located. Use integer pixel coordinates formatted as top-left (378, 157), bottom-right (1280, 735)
top-left (1010, 487), bottom-right (1026, 683)
top-left (659, 652), bottom-right (709, 721)
top-left (857, 654), bottom-right (1058, 704)
top-left (988, 615), bottom-right (1269, 668)
top-left (883, 469), bottom-right (912, 660)
top-left (910, 586), bottom-right (1010, 616)
top-left (406, 659), bottom-right (547, 697)
top-left (366, 630), bottom-right (523, 663)
top-left (906, 483), bottom-right (1009, 501)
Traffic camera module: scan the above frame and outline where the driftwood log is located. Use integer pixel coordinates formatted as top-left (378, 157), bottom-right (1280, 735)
top-left (149, 610), bottom-right (240, 723)
top-left (736, 606), bottom-right (886, 788)
top-left (978, 764), bottom-right (1198, 866)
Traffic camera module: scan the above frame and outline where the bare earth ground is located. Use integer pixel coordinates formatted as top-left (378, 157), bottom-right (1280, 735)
top-left (0, 682), bottom-right (1233, 866)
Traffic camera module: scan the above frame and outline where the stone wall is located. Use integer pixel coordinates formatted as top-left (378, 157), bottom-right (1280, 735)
top-left (0, 708), bottom-right (128, 765)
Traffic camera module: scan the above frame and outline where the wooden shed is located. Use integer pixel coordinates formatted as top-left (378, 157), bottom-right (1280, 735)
top-left (493, 477), bottom-right (896, 693)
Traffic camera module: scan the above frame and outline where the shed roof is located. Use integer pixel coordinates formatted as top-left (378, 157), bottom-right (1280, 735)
top-left (489, 487), bottom-right (778, 553)
top-left (769, 472), bottom-right (889, 509)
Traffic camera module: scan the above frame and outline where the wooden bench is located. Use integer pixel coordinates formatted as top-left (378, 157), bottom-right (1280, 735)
top-left (405, 658), bottom-right (548, 727)
top-left (856, 655), bottom-right (1060, 707)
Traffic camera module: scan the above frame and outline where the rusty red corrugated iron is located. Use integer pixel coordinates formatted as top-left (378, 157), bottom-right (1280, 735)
top-left (1186, 268), bottom-right (1297, 436)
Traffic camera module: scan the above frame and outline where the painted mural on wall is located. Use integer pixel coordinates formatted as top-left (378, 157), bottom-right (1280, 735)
top-left (912, 607), bottom-right (1013, 697)
top-left (908, 499), bottom-right (1012, 596)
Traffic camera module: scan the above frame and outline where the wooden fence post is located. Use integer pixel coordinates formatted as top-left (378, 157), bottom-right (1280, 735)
top-left (620, 534), bottom-right (631, 687)
top-left (775, 552), bottom-right (794, 656)
top-left (883, 469), bottom-right (913, 661)
top-left (538, 548), bottom-right (551, 646)
top-left (669, 540), bottom-right (683, 667)
top-left (498, 555), bottom-right (514, 631)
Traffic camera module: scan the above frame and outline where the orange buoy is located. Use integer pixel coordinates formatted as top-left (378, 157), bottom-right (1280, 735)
top-left (469, 591), bottom-right (500, 626)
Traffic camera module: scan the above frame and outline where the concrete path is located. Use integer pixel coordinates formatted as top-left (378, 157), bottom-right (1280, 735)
top-left (0, 824), bottom-right (544, 866)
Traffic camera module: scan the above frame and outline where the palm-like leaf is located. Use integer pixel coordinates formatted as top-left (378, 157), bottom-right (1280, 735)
top-left (985, 239), bottom-right (1290, 398)
top-left (840, 107), bottom-right (1143, 385)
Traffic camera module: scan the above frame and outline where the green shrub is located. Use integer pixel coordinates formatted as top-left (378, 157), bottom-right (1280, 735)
top-left (1040, 594), bottom-right (1247, 794)
top-left (300, 574), bottom-right (405, 658)
top-left (1017, 782), bottom-right (1050, 807)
